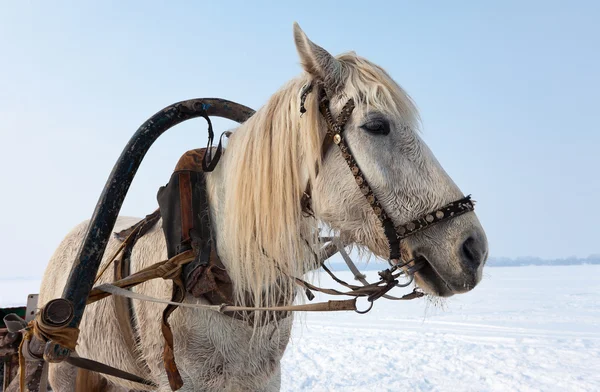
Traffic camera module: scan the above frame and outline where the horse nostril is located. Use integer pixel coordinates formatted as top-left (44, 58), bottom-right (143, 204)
top-left (461, 236), bottom-right (483, 269)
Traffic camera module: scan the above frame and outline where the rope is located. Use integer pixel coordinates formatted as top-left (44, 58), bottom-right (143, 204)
top-left (18, 330), bottom-right (29, 392)
top-left (94, 283), bottom-right (357, 313)
top-left (30, 314), bottom-right (79, 351)
top-left (15, 312), bottom-right (80, 392)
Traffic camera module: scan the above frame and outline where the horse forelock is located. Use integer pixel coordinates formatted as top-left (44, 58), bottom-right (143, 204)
top-left (335, 52), bottom-right (421, 128)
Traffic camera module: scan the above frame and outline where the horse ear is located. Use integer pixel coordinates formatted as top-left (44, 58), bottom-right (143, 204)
top-left (293, 22), bottom-right (345, 92)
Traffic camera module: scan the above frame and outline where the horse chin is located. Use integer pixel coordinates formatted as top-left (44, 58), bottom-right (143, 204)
top-left (413, 258), bottom-right (480, 298)
top-left (413, 261), bottom-right (457, 298)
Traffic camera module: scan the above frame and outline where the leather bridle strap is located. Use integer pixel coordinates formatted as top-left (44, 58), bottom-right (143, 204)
top-left (317, 86), bottom-right (404, 260)
top-left (315, 84), bottom-right (475, 264)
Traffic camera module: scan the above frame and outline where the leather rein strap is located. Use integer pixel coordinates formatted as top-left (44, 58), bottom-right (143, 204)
top-left (312, 83), bottom-right (476, 265)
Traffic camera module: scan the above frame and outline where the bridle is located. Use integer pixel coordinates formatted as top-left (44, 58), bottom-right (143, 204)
top-left (302, 82), bottom-right (475, 273)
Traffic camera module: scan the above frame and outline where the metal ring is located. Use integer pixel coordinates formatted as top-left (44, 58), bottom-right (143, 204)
top-left (389, 258), bottom-right (415, 270)
top-left (355, 299), bottom-right (374, 314)
top-left (395, 274), bottom-right (414, 288)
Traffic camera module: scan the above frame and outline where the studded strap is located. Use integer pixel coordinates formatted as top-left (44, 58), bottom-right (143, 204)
top-left (395, 196), bottom-right (475, 239)
top-left (318, 87), bottom-right (389, 226)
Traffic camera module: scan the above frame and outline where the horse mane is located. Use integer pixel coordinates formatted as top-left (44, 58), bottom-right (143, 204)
top-left (220, 52), bottom-right (420, 314)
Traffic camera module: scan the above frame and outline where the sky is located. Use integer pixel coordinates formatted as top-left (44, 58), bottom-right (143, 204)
top-left (0, 1), bottom-right (599, 278)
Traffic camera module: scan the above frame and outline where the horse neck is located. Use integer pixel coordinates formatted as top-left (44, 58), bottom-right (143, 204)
top-left (204, 146), bottom-right (315, 309)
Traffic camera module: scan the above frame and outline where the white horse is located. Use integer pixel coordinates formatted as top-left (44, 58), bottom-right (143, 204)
top-left (38, 23), bottom-right (488, 392)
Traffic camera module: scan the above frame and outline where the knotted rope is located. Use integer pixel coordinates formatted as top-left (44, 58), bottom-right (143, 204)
top-left (16, 311), bottom-right (79, 392)
top-left (29, 314), bottom-right (79, 351)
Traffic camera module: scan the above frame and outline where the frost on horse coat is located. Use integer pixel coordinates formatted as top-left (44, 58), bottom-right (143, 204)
top-left (38, 23), bottom-right (488, 391)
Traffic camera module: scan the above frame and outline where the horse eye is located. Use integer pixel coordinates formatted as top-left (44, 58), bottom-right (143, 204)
top-left (360, 119), bottom-right (390, 135)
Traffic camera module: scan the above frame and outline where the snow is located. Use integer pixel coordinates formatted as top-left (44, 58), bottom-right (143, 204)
top-left (280, 265), bottom-right (600, 391)
top-left (2, 266), bottom-right (599, 391)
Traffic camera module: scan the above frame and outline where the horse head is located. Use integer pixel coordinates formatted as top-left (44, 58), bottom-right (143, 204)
top-left (220, 24), bottom-right (489, 308)
top-left (294, 23), bottom-right (489, 297)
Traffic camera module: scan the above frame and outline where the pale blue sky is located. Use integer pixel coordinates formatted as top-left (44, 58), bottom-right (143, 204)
top-left (1, 1), bottom-right (598, 277)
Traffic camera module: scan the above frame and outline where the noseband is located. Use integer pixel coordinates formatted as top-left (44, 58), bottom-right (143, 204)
top-left (303, 83), bottom-right (475, 268)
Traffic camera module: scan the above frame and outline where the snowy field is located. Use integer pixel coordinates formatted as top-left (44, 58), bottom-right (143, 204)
top-left (2, 265), bottom-right (599, 391)
top-left (280, 265), bottom-right (600, 392)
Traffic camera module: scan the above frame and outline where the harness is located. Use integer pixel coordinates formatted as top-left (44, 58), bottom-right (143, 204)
top-left (8, 86), bottom-right (477, 392)
top-left (99, 83), bottom-right (476, 390)
top-left (124, 83), bottom-right (475, 389)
